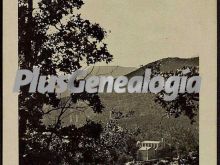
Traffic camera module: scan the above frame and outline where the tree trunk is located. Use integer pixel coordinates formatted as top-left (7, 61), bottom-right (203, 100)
top-left (26, 0), bottom-right (33, 68)
top-left (19, 1), bottom-right (33, 164)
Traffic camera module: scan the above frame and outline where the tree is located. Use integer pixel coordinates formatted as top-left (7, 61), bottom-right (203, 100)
top-left (99, 120), bottom-right (139, 164)
top-left (18, 0), bottom-right (113, 164)
top-left (153, 66), bottom-right (199, 161)
top-left (155, 66), bottom-right (199, 123)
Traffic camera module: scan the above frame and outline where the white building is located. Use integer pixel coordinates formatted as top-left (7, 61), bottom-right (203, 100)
top-left (137, 138), bottom-right (165, 161)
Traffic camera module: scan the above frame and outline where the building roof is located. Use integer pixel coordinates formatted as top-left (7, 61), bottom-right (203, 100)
top-left (141, 141), bottom-right (161, 144)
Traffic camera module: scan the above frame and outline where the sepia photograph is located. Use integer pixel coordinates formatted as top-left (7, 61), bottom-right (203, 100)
top-left (2, 0), bottom-right (217, 165)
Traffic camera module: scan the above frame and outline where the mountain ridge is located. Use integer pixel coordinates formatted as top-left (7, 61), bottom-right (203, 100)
top-left (43, 57), bottom-right (199, 142)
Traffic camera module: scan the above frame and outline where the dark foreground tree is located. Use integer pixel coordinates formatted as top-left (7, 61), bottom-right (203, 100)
top-left (155, 66), bottom-right (199, 123)
top-left (18, 0), bottom-right (113, 164)
top-left (51, 120), bottom-right (138, 164)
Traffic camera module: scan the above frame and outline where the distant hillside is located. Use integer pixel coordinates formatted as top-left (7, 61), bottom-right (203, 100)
top-left (85, 66), bottom-right (136, 77)
top-left (126, 57), bottom-right (199, 78)
top-left (59, 66), bottom-right (136, 98)
top-left (43, 57), bottom-right (199, 142)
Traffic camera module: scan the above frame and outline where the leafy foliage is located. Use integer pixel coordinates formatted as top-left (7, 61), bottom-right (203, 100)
top-left (155, 66), bottom-right (199, 123)
top-left (22, 120), bottom-right (138, 164)
top-left (18, 0), bottom-right (113, 164)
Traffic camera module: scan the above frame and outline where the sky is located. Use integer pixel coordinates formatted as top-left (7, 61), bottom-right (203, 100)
top-left (80, 0), bottom-right (210, 67)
